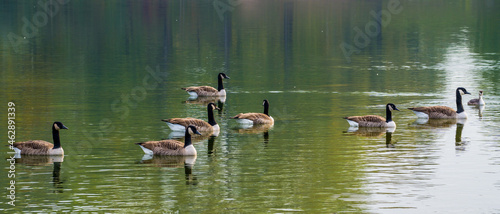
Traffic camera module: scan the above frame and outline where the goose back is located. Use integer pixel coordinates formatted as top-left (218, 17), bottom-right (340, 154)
top-left (408, 106), bottom-right (457, 119)
top-left (13, 140), bottom-right (55, 155)
top-left (137, 140), bottom-right (192, 156)
top-left (231, 113), bottom-right (274, 125)
top-left (182, 86), bottom-right (220, 97)
top-left (343, 115), bottom-right (388, 127)
top-left (163, 118), bottom-right (214, 132)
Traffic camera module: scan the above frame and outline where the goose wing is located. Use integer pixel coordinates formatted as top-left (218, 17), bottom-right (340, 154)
top-left (231, 113), bottom-right (273, 124)
top-left (162, 118), bottom-right (212, 131)
top-left (137, 140), bottom-right (184, 151)
top-left (182, 86), bottom-right (219, 96)
top-left (13, 140), bottom-right (53, 154)
top-left (345, 115), bottom-right (385, 123)
top-left (408, 106), bottom-right (456, 118)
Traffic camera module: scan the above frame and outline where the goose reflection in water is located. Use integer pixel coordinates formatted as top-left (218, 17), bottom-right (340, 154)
top-left (138, 155), bottom-right (198, 185)
top-left (233, 123), bottom-right (273, 134)
top-left (412, 118), bottom-right (468, 150)
top-left (455, 123), bottom-right (469, 150)
top-left (207, 136), bottom-right (216, 155)
top-left (472, 105), bottom-right (485, 118)
top-left (15, 156), bottom-right (64, 193)
top-left (412, 118), bottom-right (467, 129)
top-left (184, 96), bottom-right (225, 111)
top-left (344, 127), bottom-right (396, 148)
top-left (233, 124), bottom-right (272, 146)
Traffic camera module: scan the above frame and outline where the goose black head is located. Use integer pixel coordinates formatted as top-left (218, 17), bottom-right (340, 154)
top-left (53, 122), bottom-right (68, 130)
top-left (387, 103), bottom-right (400, 111)
top-left (457, 87), bottom-right (471, 95)
top-left (219, 73), bottom-right (230, 79)
top-left (263, 99), bottom-right (269, 106)
top-left (479, 90), bottom-right (484, 95)
top-left (187, 125), bottom-right (202, 135)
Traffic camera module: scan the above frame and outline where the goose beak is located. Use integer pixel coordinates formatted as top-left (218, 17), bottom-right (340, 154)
top-left (61, 125), bottom-right (69, 129)
top-left (225, 76), bottom-right (230, 79)
top-left (465, 91), bottom-right (471, 95)
top-left (195, 130), bottom-right (202, 135)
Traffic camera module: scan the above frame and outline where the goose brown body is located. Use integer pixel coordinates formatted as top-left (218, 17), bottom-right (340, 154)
top-left (13, 140), bottom-right (55, 155)
top-left (231, 113), bottom-right (274, 125)
top-left (343, 115), bottom-right (388, 127)
top-left (182, 86), bottom-right (220, 97)
top-left (137, 140), bottom-right (190, 156)
top-left (13, 122), bottom-right (68, 155)
top-left (407, 106), bottom-right (458, 119)
top-left (162, 118), bottom-right (214, 132)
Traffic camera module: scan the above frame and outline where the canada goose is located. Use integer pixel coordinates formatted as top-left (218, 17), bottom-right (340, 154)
top-left (408, 87), bottom-right (471, 119)
top-left (13, 122), bottom-right (68, 155)
top-left (343, 103), bottom-right (400, 128)
top-left (181, 73), bottom-right (230, 97)
top-left (162, 103), bottom-right (220, 136)
top-left (136, 125), bottom-right (201, 156)
top-left (231, 99), bottom-right (274, 125)
top-left (467, 90), bottom-right (485, 106)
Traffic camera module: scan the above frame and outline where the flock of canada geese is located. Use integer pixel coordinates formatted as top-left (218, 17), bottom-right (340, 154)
top-left (13, 73), bottom-right (486, 157)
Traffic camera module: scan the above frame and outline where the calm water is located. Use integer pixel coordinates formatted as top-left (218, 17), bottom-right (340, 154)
top-left (1, 0), bottom-right (500, 213)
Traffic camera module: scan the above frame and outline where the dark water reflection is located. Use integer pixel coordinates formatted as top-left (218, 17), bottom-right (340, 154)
top-left (2, 0), bottom-right (500, 213)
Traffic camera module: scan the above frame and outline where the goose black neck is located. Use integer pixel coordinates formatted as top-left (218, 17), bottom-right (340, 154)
top-left (263, 102), bottom-right (269, 116)
top-left (207, 105), bottom-right (217, 126)
top-left (385, 105), bottom-right (393, 122)
top-left (456, 89), bottom-right (465, 113)
top-left (52, 126), bottom-right (61, 149)
top-left (184, 129), bottom-right (193, 148)
top-left (217, 75), bottom-right (224, 91)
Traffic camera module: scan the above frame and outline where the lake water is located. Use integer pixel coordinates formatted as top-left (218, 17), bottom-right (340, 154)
top-left (1, 0), bottom-right (500, 213)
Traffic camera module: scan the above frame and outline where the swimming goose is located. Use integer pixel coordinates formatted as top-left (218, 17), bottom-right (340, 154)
top-left (467, 90), bottom-right (485, 106)
top-left (408, 87), bottom-right (471, 119)
top-left (343, 103), bottom-right (400, 128)
top-left (136, 125), bottom-right (201, 156)
top-left (13, 122), bottom-right (68, 155)
top-left (162, 103), bottom-right (220, 136)
top-left (182, 73), bottom-right (230, 97)
top-left (231, 99), bottom-right (274, 125)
